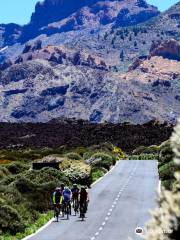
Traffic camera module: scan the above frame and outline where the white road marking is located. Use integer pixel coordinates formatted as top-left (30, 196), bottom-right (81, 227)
top-left (90, 161), bottom-right (140, 240)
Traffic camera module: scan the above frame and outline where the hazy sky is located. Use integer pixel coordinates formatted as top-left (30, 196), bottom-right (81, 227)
top-left (0, 0), bottom-right (179, 25)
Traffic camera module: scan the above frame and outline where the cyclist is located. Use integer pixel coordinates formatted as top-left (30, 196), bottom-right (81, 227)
top-left (79, 186), bottom-right (89, 219)
top-left (62, 186), bottom-right (72, 218)
top-left (71, 184), bottom-right (79, 213)
top-left (52, 187), bottom-right (63, 205)
top-left (52, 187), bottom-right (63, 219)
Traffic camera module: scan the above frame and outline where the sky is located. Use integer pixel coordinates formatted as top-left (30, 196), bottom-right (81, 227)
top-left (0, 0), bottom-right (179, 25)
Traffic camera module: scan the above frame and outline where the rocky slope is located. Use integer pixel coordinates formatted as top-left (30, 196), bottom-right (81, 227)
top-left (0, 38), bottom-right (179, 123)
top-left (0, 0), bottom-right (179, 123)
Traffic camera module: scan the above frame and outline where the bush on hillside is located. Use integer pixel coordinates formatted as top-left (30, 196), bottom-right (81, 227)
top-left (74, 147), bottom-right (87, 156)
top-left (91, 167), bottom-right (108, 182)
top-left (0, 204), bottom-right (25, 234)
top-left (0, 185), bottom-right (23, 205)
top-left (0, 166), bottom-right (10, 180)
top-left (112, 146), bottom-right (125, 159)
top-left (6, 162), bottom-right (30, 174)
top-left (128, 154), bottom-right (157, 160)
top-left (159, 161), bottom-right (179, 182)
top-left (83, 151), bottom-right (94, 160)
top-left (159, 140), bottom-right (174, 166)
top-left (133, 145), bottom-right (159, 155)
top-left (66, 152), bottom-right (82, 160)
top-left (60, 160), bottom-right (91, 185)
top-left (91, 152), bottom-right (113, 170)
top-left (24, 167), bottom-right (70, 185)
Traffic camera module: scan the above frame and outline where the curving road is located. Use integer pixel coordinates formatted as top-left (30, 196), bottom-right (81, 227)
top-left (27, 160), bottom-right (159, 240)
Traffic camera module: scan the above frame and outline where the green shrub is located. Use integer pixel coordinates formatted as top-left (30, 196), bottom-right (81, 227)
top-left (128, 154), bottom-right (157, 160)
top-left (74, 147), bottom-right (87, 156)
top-left (0, 166), bottom-right (10, 180)
top-left (91, 167), bottom-right (108, 182)
top-left (112, 146), bottom-right (125, 159)
top-left (162, 180), bottom-right (173, 190)
top-left (24, 168), bottom-right (70, 185)
top-left (0, 185), bottom-right (23, 204)
top-left (159, 140), bottom-right (174, 166)
top-left (159, 161), bottom-right (179, 181)
top-left (66, 152), bottom-right (82, 160)
top-left (6, 162), bottom-right (29, 175)
top-left (133, 145), bottom-right (159, 155)
top-left (91, 152), bottom-right (113, 170)
top-left (0, 204), bottom-right (25, 234)
top-left (83, 152), bottom-right (94, 160)
top-left (61, 160), bottom-right (91, 185)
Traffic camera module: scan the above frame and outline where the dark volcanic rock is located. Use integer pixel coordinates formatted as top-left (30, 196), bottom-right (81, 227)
top-left (0, 119), bottom-right (173, 153)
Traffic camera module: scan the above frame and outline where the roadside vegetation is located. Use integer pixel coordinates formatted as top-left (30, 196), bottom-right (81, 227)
top-left (130, 140), bottom-right (179, 190)
top-left (145, 120), bottom-right (180, 240)
top-left (0, 142), bottom-right (124, 239)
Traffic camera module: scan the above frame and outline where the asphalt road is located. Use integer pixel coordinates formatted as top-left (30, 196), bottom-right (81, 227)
top-left (28, 160), bottom-right (159, 240)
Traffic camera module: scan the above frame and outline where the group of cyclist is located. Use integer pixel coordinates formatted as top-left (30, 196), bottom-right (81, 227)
top-left (52, 183), bottom-right (89, 221)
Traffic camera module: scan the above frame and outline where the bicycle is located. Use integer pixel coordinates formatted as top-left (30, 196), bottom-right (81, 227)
top-left (63, 201), bottom-right (71, 219)
top-left (53, 204), bottom-right (60, 222)
top-left (72, 197), bottom-right (79, 216)
top-left (79, 201), bottom-right (87, 221)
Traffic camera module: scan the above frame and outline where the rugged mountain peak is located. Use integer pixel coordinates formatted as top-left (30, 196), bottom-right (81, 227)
top-left (20, 0), bottom-right (159, 42)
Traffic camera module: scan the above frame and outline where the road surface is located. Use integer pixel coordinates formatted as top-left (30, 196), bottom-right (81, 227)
top-left (28, 160), bottom-right (159, 240)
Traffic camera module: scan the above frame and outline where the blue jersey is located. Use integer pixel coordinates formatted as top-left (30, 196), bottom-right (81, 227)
top-left (63, 189), bottom-right (71, 202)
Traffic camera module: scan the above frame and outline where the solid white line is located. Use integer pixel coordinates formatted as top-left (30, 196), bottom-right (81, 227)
top-left (22, 218), bottom-right (54, 240)
top-left (158, 180), bottom-right (161, 194)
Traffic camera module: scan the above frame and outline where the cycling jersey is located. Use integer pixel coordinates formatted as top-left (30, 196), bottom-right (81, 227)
top-left (79, 189), bottom-right (88, 203)
top-left (71, 187), bottom-right (79, 198)
top-left (63, 188), bottom-right (72, 202)
top-left (52, 191), bottom-right (63, 204)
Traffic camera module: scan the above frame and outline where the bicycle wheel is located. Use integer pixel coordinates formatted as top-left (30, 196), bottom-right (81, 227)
top-left (54, 206), bottom-right (59, 222)
top-left (66, 203), bottom-right (70, 220)
top-left (80, 204), bottom-right (85, 221)
top-left (74, 202), bottom-right (78, 216)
